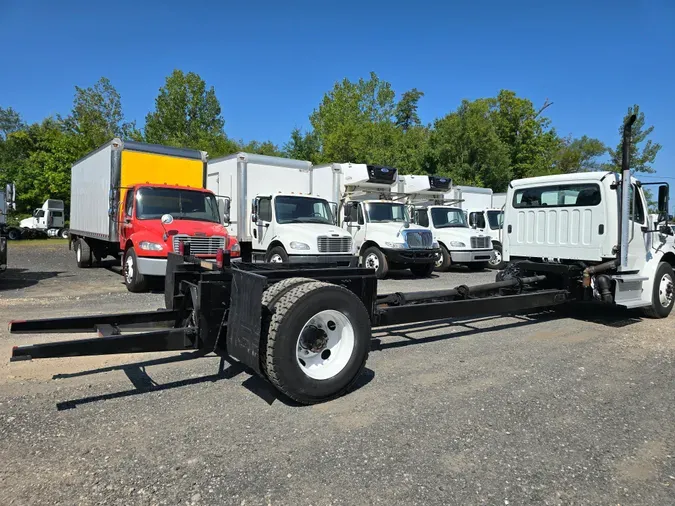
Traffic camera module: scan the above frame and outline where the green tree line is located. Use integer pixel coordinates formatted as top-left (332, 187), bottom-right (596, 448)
top-left (0, 70), bottom-right (661, 214)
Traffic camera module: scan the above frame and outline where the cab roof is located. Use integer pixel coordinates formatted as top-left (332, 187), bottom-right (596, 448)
top-left (510, 172), bottom-right (621, 188)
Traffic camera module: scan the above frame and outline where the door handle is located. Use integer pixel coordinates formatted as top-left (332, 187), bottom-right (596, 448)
top-left (507, 225), bottom-right (512, 233)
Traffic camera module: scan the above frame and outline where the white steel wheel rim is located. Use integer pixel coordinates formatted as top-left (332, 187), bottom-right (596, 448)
top-left (365, 253), bottom-right (380, 270)
top-left (659, 273), bottom-right (673, 308)
top-left (489, 249), bottom-right (502, 266)
top-left (76, 246), bottom-right (81, 262)
top-left (296, 309), bottom-right (355, 380)
top-left (270, 254), bottom-right (283, 263)
top-left (125, 255), bottom-right (134, 283)
top-left (434, 251), bottom-right (444, 268)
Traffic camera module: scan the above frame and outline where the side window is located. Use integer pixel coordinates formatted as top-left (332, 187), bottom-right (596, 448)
top-left (416, 209), bottom-right (429, 227)
top-left (124, 190), bottom-right (134, 217)
top-left (36, 210), bottom-right (45, 218)
top-left (259, 198), bottom-right (272, 222)
top-left (469, 212), bottom-right (486, 228)
top-left (52, 211), bottom-right (63, 218)
top-left (630, 185), bottom-right (645, 224)
top-left (357, 205), bottom-right (364, 225)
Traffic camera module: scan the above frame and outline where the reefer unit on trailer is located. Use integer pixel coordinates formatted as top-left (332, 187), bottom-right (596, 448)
top-left (69, 139), bottom-right (236, 292)
top-left (206, 153), bottom-right (353, 265)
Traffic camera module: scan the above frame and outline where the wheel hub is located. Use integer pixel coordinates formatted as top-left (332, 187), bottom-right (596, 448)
top-left (660, 274), bottom-right (674, 307)
top-left (365, 253), bottom-right (379, 270)
top-left (270, 254), bottom-right (283, 263)
top-left (299, 325), bottom-right (329, 353)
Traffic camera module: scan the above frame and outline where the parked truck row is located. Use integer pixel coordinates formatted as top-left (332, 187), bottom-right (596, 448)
top-left (10, 115), bottom-right (674, 406)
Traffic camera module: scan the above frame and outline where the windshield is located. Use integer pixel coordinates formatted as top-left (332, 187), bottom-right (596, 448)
top-left (366, 203), bottom-right (410, 223)
top-left (136, 187), bottom-right (220, 223)
top-left (430, 208), bottom-right (468, 228)
top-left (274, 196), bottom-right (334, 225)
top-left (487, 210), bottom-right (503, 230)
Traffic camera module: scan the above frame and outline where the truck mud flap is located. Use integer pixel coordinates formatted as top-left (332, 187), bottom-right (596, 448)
top-left (225, 269), bottom-right (268, 374)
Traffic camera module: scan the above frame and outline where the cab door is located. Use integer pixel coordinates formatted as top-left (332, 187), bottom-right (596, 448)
top-left (253, 196), bottom-right (273, 251)
top-left (119, 189), bottom-right (135, 249)
top-left (625, 184), bottom-right (649, 271)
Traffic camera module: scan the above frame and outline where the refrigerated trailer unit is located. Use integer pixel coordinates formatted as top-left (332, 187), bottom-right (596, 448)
top-left (9, 116), bottom-right (674, 405)
top-left (69, 139), bottom-right (237, 292)
top-left (206, 153), bottom-right (354, 265)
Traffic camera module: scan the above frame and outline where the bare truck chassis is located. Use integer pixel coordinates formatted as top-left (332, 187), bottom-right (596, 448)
top-left (9, 248), bottom-right (573, 404)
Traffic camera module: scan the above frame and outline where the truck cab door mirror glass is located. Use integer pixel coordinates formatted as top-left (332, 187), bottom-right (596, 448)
top-left (161, 214), bottom-right (174, 225)
top-left (658, 185), bottom-right (669, 214)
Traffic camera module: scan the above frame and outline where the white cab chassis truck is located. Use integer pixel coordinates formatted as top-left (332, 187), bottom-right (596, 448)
top-left (207, 153), bottom-right (354, 265)
top-left (19, 199), bottom-right (69, 238)
top-left (503, 163), bottom-right (674, 317)
top-left (312, 163), bottom-right (440, 279)
top-left (398, 175), bottom-right (494, 272)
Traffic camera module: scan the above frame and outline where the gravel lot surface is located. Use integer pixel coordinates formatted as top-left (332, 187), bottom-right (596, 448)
top-left (1, 241), bottom-right (673, 505)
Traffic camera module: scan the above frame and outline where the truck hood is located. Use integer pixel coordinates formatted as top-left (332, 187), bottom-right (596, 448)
top-left (275, 223), bottom-right (351, 241)
top-left (19, 217), bottom-right (35, 228)
top-left (368, 222), bottom-right (430, 238)
top-left (135, 219), bottom-right (229, 238)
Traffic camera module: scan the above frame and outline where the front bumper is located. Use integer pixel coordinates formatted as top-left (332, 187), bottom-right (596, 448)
top-left (136, 257), bottom-right (168, 277)
top-left (287, 254), bottom-right (357, 266)
top-left (382, 247), bottom-right (440, 264)
top-left (450, 249), bottom-right (493, 263)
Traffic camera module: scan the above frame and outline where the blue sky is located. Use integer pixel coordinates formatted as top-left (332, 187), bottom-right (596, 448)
top-left (1, 0), bottom-right (673, 182)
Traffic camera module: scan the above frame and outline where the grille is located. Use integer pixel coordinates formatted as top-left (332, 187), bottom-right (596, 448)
top-left (403, 229), bottom-right (434, 248)
top-left (317, 236), bottom-right (352, 253)
top-left (470, 236), bottom-right (490, 249)
top-left (173, 235), bottom-right (225, 254)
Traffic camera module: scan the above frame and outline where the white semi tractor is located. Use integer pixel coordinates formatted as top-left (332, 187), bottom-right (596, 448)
top-left (206, 153), bottom-right (354, 265)
top-left (398, 175), bottom-right (494, 271)
top-left (312, 163), bottom-right (440, 279)
top-left (19, 199), bottom-right (69, 238)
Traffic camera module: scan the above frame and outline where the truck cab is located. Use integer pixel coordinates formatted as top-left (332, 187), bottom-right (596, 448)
top-left (503, 172), bottom-right (674, 315)
top-left (465, 208), bottom-right (505, 269)
top-left (399, 175), bottom-right (493, 272)
top-left (249, 192), bottom-right (353, 264)
top-left (19, 199), bottom-right (67, 238)
top-left (114, 184), bottom-right (238, 291)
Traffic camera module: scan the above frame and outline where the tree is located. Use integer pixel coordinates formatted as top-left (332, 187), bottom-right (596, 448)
top-left (0, 107), bottom-right (24, 140)
top-left (238, 139), bottom-right (282, 157)
top-left (394, 89), bottom-right (424, 131)
top-left (555, 135), bottom-right (607, 173)
top-left (283, 127), bottom-right (320, 162)
top-left (64, 77), bottom-right (136, 149)
top-left (604, 105), bottom-right (661, 174)
top-left (144, 70), bottom-right (234, 156)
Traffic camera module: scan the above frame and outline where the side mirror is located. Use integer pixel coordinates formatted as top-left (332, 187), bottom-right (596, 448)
top-left (658, 185), bottom-right (669, 214)
top-left (218, 198), bottom-right (231, 225)
top-left (161, 214), bottom-right (174, 225)
top-left (251, 213), bottom-right (257, 223)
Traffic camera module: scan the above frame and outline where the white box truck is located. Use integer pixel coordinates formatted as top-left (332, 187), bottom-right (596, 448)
top-left (312, 163), bottom-right (440, 279)
top-left (399, 175), bottom-right (494, 271)
top-left (206, 153), bottom-right (354, 265)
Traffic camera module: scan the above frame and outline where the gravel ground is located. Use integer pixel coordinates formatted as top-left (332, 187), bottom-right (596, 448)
top-left (0, 241), bottom-right (673, 505)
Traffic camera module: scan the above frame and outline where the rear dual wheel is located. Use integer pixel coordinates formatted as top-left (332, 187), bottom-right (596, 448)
top-left (260, 278), bottom-right (371, 404)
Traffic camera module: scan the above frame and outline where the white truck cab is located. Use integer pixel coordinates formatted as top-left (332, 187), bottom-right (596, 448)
top-left (466, 208), bottom-right (505, 269)
top-left (19, 199), bottom-right (68, 238)
top-left (207, 153), bottom-right (354, 265)
top-left (399, 175), bottom-right (493, 272)
top-left (503, 171), bottom-right (674, 316)
top-left (312, 163), bottom-right (439, 279)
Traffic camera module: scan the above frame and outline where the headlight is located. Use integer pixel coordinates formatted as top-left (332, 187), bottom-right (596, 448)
top-left (139, 241), bottom-right (163, 251)
top-left (385, 242), bottom-right (407, 249)
top-left (432, 241), bottom-right (439, 249)
top-left (290, 241), bottom-right (310, 250)
top-left (449, 241), bottom-right (466, 247)
top-left (230, 242), bottom-right (240, 252)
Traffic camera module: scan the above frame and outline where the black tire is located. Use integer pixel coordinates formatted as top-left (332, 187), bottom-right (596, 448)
top-left (266, 245), bottom-right (289, 264)
top-left (434, 244), bottom-right (451, 272)
top-left (7, 228), bottom-right (20, 241)
top-left (468, 262), bottom-right (489, 271)
top-left (487, 243), bottom-right (506, 270)
top-left (123, 247), bottom-right (149, 292)
top-left (75, 239), bottom-right (92, 268)
top-left (262, 281), bottom-right (371, 404)
top-left (361, 246), bottom-right (388, 279)
top-left (410, 262), bottom-right (434, 277)
top-left (642, 262), bottom-right (674, 318)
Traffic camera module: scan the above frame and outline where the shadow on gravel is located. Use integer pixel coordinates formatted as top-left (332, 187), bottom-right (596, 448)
top-left (54, 351), bottom-right (375, 410)
top-left (0, 268), bottom-right (67, 291)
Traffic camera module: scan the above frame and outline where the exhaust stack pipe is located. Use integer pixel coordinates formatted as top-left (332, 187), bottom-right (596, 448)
top-left (619, 114), bottom-right (637, 269)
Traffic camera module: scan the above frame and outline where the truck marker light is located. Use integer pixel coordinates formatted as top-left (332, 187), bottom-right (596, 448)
top-left (216, 248), bottom-right (225, 269)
